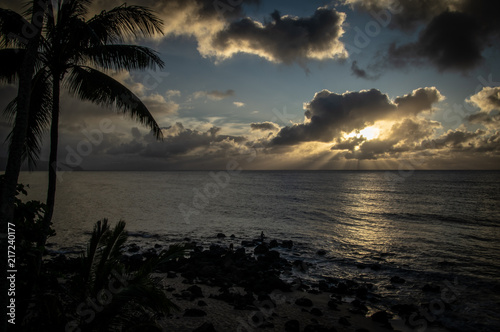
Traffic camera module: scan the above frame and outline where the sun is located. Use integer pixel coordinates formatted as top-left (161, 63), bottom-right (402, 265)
top-left (359, 126), bottom-right (380, 140)
top-left (344, 126), bottom-right (381, 141)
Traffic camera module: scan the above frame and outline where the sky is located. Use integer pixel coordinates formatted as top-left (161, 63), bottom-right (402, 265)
top-left (1, 0), bottom-right (499, 170)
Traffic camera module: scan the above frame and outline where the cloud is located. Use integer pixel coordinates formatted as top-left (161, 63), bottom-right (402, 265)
top-left (210, 7), bottom-right (348, 64)
top-left (250, 122), bottom-right (280, 131)
top-left (466, 87), bottom-right (500, 128)
top-left (345, 0), bottom-right (500, 71)
top-left (467, 87), bottom-right (500, 112)
top-left (271, 87), bottom-right (443, 145)
top-left (350, 61), bottom-right (380, 80)
top-left (166, 90), bottom-right (181, 99)
top-left (193, 89), bottom-right (235, 101)
top-left (394, 87), bottom-right (444, 115)
top-left (141, 93), bottom-right (179, 115)
top-left (233, 102), bottom-right (245, 108)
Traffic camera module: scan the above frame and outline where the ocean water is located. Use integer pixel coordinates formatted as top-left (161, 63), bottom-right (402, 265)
top-left (18, 170), bottom-right (500, 331)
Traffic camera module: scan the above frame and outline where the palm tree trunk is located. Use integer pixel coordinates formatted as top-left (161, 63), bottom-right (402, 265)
top-left (43, 73), bottom-right (61, 240)
top-left (0, 2), bottom-right (46, 331)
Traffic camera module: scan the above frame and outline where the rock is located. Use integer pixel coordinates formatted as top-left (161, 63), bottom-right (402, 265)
top-left (166, 271), bottom-right (177, 278)
top-left (192, 322), bottom-right (216, 332)
top-left (390, 276), bottom-right (406, 284)
top-left (129, 253), bottom-right (143, 265)
top-left (422, 283), bottom-right (440, 293)
top-left (154, 244), bottom-right (162, 249)
top-left (356, 286), bottom-right (368, 299)
top-left (184, 308), bottom-right (207, 317)
top-left (338, 317), bottom-right (351, 326)
top-left (254, 243), bottom-right (269, 255)
top-left (327, 300), bottom-right (339, 310)
top-left (216, 233), bottom-right (226, 238)
top-left (310, 308), bottom-right (323, 316)
top-left (284, 319), bottom-right (300, 332)
top-left (184, 237), bottom-right (191, 242)
top-left (187, 285), bottom-right (204, 298)
top-left (316, 249), bottom-right (327, 256)
top-left (304, 325), bottom-right (336, 332)
top-left (269, 239), bottom-right (279, 248)
top-left (241, 240), bottom-right (254, 247)
top-left (370, 263), bottom-right (382, 271)
top-left (295, 297), bottom-right (313, 307)
top-left (198, 300), bottom-right (207, 306)
top-left (230, 234), bottom-right (235, 238)
top-left (371, 310), bottom-right (392, 324)
top-left (281, 240), bottom-right (293, 249)
top-left (127, 244), bottom-right (140, 253)
top-left (392, 303), bottom-right (417, 316)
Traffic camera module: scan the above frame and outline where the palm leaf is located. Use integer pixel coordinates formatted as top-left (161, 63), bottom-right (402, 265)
top-left (87, 4), bottom-right (164, 44)
top-left (3, 68), bottom-right (52, 170)
top-left (66, 66), bottom-right (163, 139)
top-left (81, 44), bottom-right (164, 71)
top-left (0, 48), bottom-right (25, 83)
top-left (0, 8), bottom-right (30, 48)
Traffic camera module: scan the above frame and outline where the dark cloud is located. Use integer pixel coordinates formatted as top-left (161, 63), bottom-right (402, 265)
top-left (350, 61), bottom-right (379, 80)
top-left (346, 0), bottom-right (500, 71)
top-left (331, 136), bottom-right (366, 151)
top-left (250, 122), bottom-right (279, 131)
top-left (395, 87), bottom-right (444, 115)
top-left (387, 11), bottom-right (485, 71)
top-left (271, 87), bottom-right (443, 146)
top-left (211, 7), bottom-right (347, 64)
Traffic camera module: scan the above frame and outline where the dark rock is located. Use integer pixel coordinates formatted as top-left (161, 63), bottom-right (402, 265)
top-left (304, 325), bottom-right (336, 332)
top-left (281, 240), bottom-right (293, 249)
top-left (166, 271), bottom-right (177, 278)
top-left (216, 233), bottom-right (226, 238)
top-left (295, 297), bottom-right (313, 307)
top-left (127, 244), bottom-right (140, 253)
top-left (390, 276), bottom-right (405, 284)
top-left (187, 285), bottom-right (204, 298)
top-left (184, 237), bottom-right (191, 242)
top-left (338, 317), bottom-right (351, 326)
top-left (230, 234), bottom-right (235, 238)
top-left (327, 299), bottom-right (339, 310)
top-left (392, 303), bottom-right (417, 316)
top-left (370, 263), bottom-right (382, 271)
top-left (192, 322), bottom-right (216, 332)
top-left (241, 240), bottom-right (254, 247)
top-left (371, 310), bottom-right (392, 324)
top-left (254, 243), bottom-right (269, 255)
top-left (198, 300), bottom-right (207, 307)
top-left (184, 308), bottom-right (207, 317)
top-left (310, 308), bottom-right (323, 316)
top-left (154, 244), bottom-right (162, 249)
top-left (284, 319), bottom-right (300, 332)
top-left (422, 283), bottom-right (440, 293)
top-left (356, 286), bottom-right (368, 299)
top-left (316, 249), bottom-right (327, 256)
top-left (269, 239), bottom-right (279, 248)
top-left (129, 253), bottom-right (143, 265)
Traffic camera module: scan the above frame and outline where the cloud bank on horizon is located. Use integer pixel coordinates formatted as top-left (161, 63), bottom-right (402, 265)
top-left (0, 0), bottom-right (499, 170)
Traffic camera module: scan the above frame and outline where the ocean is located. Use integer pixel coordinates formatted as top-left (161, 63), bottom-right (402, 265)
top-left (18, 170), bottom-right (500, 331)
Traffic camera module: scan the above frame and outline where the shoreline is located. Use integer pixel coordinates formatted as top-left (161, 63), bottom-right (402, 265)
top-left (48, 233), bottom-right (453, 332)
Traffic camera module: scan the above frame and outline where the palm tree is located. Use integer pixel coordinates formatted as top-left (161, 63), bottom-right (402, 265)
top-left (0, 2), bottom-right (48, 331)
top-left (68, 219), bottom-right (182, 331)
top-left (1, 0), bottom-right (165, 247)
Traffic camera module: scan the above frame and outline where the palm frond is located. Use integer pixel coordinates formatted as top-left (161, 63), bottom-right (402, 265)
top-left (87, 5), bottom-right (164, 43)
top-left (0, 8), bottom-right (30, 48)
top-left (0, 48), bottom-right (25, 83)
top-left (81, 44), bottom-right (164, 71)
top-left (3, 68), bottom-right (52, 170)
top-left (66, 66), bottom-right (163, 140)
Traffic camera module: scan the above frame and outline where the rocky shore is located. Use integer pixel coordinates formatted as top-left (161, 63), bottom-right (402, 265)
top-left (48, 233), bottom-right (449, 332)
